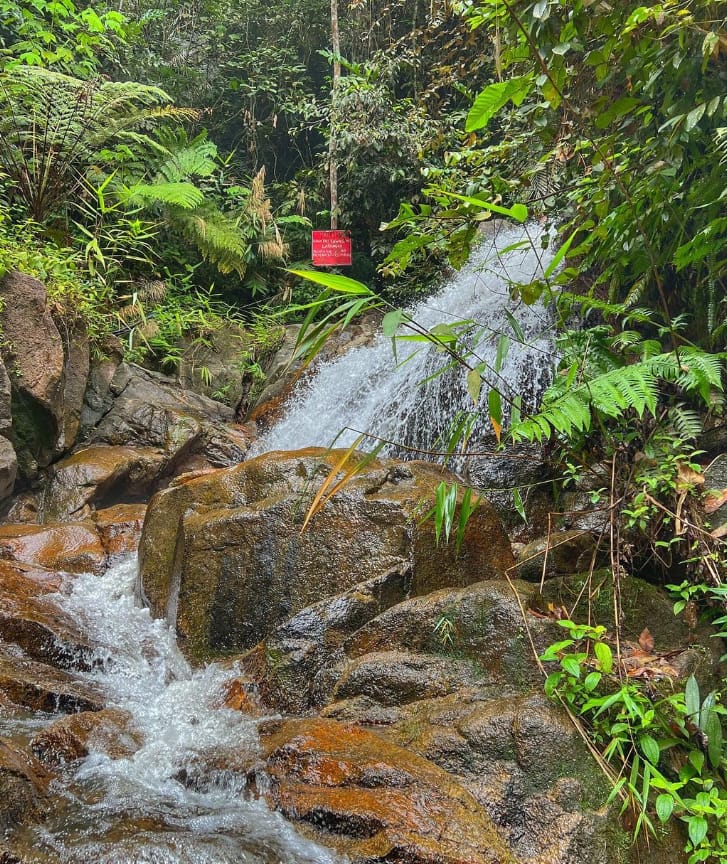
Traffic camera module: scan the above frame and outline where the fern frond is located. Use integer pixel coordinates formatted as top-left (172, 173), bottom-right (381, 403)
top-left (122, 181), bottom-right (205, 210)
top-left (174, 203), bottom-right (250, 276)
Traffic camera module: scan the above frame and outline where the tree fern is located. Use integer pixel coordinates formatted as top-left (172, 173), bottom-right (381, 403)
top-left (0, 66), bottom-right (189, 222)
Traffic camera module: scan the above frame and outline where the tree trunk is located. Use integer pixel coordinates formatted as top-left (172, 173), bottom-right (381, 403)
top-left (329, 0), bottom-right (340, 229)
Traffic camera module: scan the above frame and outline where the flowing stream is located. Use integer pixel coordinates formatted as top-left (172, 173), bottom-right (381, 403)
top-left (257, 222), bottom-right (556, 459)
top-left (3, 558), bottom-right (341, 864)
top-left (3, 222), bottom-right (558, 863)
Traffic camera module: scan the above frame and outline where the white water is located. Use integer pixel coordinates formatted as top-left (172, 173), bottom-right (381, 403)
top-left (257, 223), bottom-right (556, 458)
top-left (10, 557), bottom-right (342, 864)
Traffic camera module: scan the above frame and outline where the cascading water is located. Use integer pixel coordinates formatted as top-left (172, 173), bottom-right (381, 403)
top-left (256, 222), bottom-right (556, 460)
top-left (5, 557), bottom-right (341, 864)
top-left (2, 223), bottom-right (558, 864)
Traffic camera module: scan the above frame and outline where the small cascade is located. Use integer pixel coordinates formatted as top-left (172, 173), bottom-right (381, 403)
top-left (257, 223), bottom-right (556, 459)
top-left (8, 557), bottom-right (341, 864)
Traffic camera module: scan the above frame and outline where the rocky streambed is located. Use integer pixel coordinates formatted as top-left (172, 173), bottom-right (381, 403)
top-left (0, 266), bottom-right (716, 863)
top-left (0, 442), bottom-right (708, 864)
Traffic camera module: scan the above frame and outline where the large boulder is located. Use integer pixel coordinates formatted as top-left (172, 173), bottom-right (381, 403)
top-left (41, 445), bottom-right (164, 522)
top-left (0, 272), bottom-right (66, 475)
top-left (0, 522), bottom-right (106, 574)
top-left (88, 363), bottom-right (251, 467)
top-left (250, 717), bottom-right (516, 864)
top-left (138, 448), bottom-right (515, 662)
top-left (229, 571), bottom-right (700, 864)
top-left (0, 436), bottom-right (17, 503)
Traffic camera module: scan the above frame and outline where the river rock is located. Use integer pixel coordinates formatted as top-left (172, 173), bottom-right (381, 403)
top-left (41, 445), bottom-right (164, 521)
top-left (0, 272), bottom-right (68, 475)
top-left (79, 335), bottom-right (124, 434)
top-left (88, 363), bottom-right (251, 467)
top-left (0, 739), bottom-right (51, 834)
top-left (515, 529), bottom-right (602, 582)
top-left (0, 559), bottom-right (92, 667)
top-left (252, 717), bottom-right (516, 864)
top-left (31, 708), bottom-right (142, 766)
top-left (0, 648), bottom-right (103, 713)
top-left (0, 436), bottom-right (17, 503)
top-left (0, 522), bottom-right (106, 574)
top-left (58, 322), bottom-right (90, 452)
top-left (93, 503), bottom-right (147, 559)
top-left (138, 448), bottom-right (515, 662)
top-left (235, 568), bottom-right (701, 864)
top-left (0, 360), bottom-right (11, 438)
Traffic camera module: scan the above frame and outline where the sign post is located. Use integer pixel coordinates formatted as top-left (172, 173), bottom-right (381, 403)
top-left (312, 230), bottom-right (352, 267)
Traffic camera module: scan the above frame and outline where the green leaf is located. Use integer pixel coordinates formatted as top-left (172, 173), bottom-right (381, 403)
top-left (639, 734), bottom-right (660, 765)
top-left (513, 488), bottom-right (527, 523)
top-left (594, 641), bottom-right (613, 674)
top-left (466, 367), bottom-right (482, 405)
top-left (561, 656), bottom-right (582, 678)
top-left (688, 816), bottom-right (709, 848)
top-left (655, 794), bottom-right (675, 823)
top-left (488, 389), bottom-right (502, 440)
top-left (288, 269), bottom-right (374, 296)
top-left (466, 76), bottom-right (532, 132)
top-left (584, 671), bottom-right (601, 692)
top-left (433, 190), bottom-right (528, 223)
top-left (685, 675), bottom-right (701, 722)
top-left (545, 229), bottom-right (577, 279)
top-left (706, 710), bottom-right (723, 769)
top-left (382, 309), bottom-right (408, 338)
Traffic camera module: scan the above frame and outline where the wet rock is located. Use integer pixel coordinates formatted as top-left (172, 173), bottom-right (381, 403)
top-left (240, 567), bottom-right (413, 714)
top-left (705, 453), bottom-right (727, 535)
top-left (58, 323), bottom-right (90, 452)
top-left (0, 360), bottom-right (11, 438)
top-left (31, 708), bottom-right (142, 766)
top-left (93, 503), bottom-right (147, 559)
top-left (42, 445), bottom-right (164, 521)
top-left (0, 272), bottom-right (64, 471)
top-left (0, 559), bottom-right (92, 667)
top-left (253, 717), bottom-right (516, 864)
top-left (515, 530), bottom-right (602, 581)
top-left (0, 436), bottom-right (17, 503)
top-left (0, 648), bottom-right (103, 713)
top-left (138, 449), bottom-right (514, 662)
top-left (0, 492), bottom-right (41, 525)
top-left (0, 739), bottom-right (51, 834)
top-left (0, 522), bottom-right (106, 574)
top-left (89, 363), bottom-right (251, 467)
top-left (79, 335), bottom-right (124, 435)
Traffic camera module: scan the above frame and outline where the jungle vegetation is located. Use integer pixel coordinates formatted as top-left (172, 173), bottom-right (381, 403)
top-left (2, 0), bottom-right (727, 858)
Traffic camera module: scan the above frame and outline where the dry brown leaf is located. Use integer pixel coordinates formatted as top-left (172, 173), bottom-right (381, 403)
top-left (638, 627), bottom-right (655, 653)
top-left (677, 464), bottom-right (705, 490)
top-left (705, 489), bottom-right (727, 514)
top-left (711, 522), bottom-right (727, 540)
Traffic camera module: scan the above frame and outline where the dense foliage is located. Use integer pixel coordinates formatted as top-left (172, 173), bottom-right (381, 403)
top-left (2, 0), bottom-right (727, 857)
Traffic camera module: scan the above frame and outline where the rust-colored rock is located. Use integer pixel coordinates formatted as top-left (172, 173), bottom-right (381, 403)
top-left (0, 739), bottom-right (52, 834)
top-left (254, 717), bottom-right (516, 864)
top-left (42, 445), bottom-right (164, 521)
top-left (0, 648), bottom-right (103, 713)
top-left (0, 522), bottom-right (106, 574)
top-left (138, 449), bottom-right (514, 662)
top-left (93, 503), bottom-right (148, 559)
top-left (0, 559), bottom-right (91, 667)
top-left (31, 708), bottom-right (142, 766)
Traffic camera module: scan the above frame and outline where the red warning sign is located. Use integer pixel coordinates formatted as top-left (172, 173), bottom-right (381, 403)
top-left (312, 230), bottom-right (352, 267)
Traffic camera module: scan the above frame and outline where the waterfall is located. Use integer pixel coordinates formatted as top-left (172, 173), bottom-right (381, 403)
top-left (256, 222), bottom-right (556, 460)
top-left (8, 557), bottom-right (342, 864)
